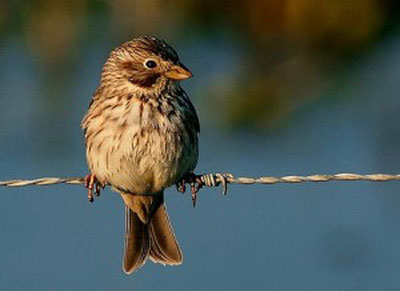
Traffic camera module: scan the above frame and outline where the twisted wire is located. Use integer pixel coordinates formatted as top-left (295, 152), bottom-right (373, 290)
top-left (1, 173), bottom-right (400, 195)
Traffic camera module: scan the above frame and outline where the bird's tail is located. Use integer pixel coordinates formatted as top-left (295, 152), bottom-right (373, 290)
top-left (122, 196), bottom-right (183, 274)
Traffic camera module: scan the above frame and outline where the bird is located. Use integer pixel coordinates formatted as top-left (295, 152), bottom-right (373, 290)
top-left (81, 36), bottom-right (200, 274)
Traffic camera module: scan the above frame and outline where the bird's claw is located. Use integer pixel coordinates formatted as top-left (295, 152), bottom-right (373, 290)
top-left (176, 172), bottom-right (204, 208)
top-left (85, 174), bottom-right (104, 203)
top-left (176, 180), bottom-right (186, 193)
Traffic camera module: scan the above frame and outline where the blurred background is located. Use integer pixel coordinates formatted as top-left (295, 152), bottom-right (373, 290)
top-left (1, 0), bottom-right (400, 290)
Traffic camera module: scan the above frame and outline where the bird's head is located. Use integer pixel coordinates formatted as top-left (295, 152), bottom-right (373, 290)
top-left (101, 36), bottom-right (192, 95)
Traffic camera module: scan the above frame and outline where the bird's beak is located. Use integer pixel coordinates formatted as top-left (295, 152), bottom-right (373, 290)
top-left (164, 63), bottom-right (193, 80)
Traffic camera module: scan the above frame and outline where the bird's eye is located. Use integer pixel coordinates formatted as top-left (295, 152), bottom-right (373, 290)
top-left (144, 60), bottom-right (157, 69)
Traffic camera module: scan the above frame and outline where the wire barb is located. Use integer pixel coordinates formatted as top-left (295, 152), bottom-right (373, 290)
top-left (1, 173), bottom-right (400, 196)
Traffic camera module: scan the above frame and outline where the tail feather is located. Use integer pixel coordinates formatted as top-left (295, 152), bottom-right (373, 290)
top-left (122, 194), bottom-right (183, 274)
top-left (123, 206), bottom-right (150, 274)
top-left (149, 204), bottom-right (183, 265)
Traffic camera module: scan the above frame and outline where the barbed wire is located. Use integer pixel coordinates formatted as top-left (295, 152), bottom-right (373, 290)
top-left (1, 172), bottom-right (400, 195)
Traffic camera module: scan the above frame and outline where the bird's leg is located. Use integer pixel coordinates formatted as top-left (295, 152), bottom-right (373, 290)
top-left (190, 174), bottom-right (203, 208)
top-left (176, 179), bottom-right (186, 193)
top-left (84, 174), bottom-right (104, 203)
top-left (176, 172), bottom-right (204, 207)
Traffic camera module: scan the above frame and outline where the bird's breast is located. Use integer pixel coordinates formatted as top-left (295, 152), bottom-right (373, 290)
top-left (85, 92), bottom-right (198, 195)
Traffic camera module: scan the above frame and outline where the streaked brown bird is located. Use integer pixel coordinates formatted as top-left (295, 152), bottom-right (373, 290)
top-left (81, 36), bottom-right (200, 273)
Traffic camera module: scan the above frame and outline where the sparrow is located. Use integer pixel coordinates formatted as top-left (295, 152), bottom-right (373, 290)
top-left (81, 36), bottom-right (200, 273)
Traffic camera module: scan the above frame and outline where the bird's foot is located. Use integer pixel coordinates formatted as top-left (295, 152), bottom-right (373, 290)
top-left (176, 179), bottom-right (186, 193)
top-left (84, 174), bottom-right (104, 203)
top-left (176, 172), bottom-right (204, 208)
